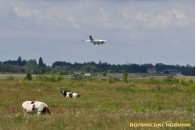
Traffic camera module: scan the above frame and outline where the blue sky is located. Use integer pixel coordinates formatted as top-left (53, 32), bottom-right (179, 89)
top-left (0, 0), bottom-right (194, 65)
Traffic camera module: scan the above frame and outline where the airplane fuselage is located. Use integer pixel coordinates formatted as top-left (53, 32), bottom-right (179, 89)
top-left (91, 39), bottom-right (106, 45)
top-left (84, 36), bottom-right (106, 45)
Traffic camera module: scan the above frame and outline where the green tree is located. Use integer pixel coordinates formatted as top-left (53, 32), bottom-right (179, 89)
top-left (122, 71), bottom-right (128, 83)
top-left (82, 64), bottom-right (97, 73)
top-left (17, 56), bottom-right (22, 66)
top-left (25, 73), bottom-right (32, 80)
top-left (39, 57), bottom-right (44, 67)
top-left (25, 59), bottom-right (38, 74)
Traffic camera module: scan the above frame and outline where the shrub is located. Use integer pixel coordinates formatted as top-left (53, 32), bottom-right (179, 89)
top-left (24, 73), bottom-right (32, 80)
top-left (163, 76), bottom-right (179, 84)
top-left (108, 77), bottom-right (120, 83)
top-left (146, 77), bottom-right (160, 84)
top-left (181, 79), bottom-right (194, 86)
top-left (122, 71), bottom-right (128, 83)
top-left (36, 74), bottom-right (64, 82)
top-left (71, 74), bottom-right (83, 80)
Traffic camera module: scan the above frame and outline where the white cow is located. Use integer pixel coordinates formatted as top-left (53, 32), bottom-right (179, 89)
top-left (22, 101), bottom-right (51, 115)
top-left (61, 90), bottom-right (80, 98)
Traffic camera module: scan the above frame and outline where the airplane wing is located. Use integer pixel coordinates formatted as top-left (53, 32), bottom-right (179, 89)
top-left (83, 40), bottom-right (91, 42)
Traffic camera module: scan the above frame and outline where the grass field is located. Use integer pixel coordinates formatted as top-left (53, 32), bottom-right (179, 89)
top-left (0, 75), bottom-right (194, 130)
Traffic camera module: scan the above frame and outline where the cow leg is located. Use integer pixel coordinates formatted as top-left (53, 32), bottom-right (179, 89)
top-left (37, 111), bottom-right (42, 115)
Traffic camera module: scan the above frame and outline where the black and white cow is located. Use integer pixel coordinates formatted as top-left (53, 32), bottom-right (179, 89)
top-left (61, 90), bottom-right (80, 98)
top-left (22, 101), bottom-right (51, 115)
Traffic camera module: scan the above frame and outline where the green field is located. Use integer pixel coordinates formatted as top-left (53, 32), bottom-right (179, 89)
top-left (0, 75), bottom-right (194, 130)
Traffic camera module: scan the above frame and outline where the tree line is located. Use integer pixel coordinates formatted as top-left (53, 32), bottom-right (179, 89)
top-left (0, 56), bottom-right (194, 76)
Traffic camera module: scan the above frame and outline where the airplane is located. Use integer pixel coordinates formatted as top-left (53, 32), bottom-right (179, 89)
top-left (84, 35), bottom-right (106, 45)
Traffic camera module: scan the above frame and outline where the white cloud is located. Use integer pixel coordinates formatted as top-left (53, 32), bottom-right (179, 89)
top-left (10, 0), bottom-right (193, 33)
top-left (171, 9), bottom-right (190, 27)
top-left (120, 9), bottom-right (191, 30)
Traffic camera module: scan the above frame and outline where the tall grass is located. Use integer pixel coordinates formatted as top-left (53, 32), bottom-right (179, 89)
top-left (0, 76), bottom-right (194, 130)
top-left (35, 74), bottom-right (64, 82)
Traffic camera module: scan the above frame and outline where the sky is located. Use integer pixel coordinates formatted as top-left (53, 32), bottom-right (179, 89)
top-left (0, 0), bottom-right (195, 66)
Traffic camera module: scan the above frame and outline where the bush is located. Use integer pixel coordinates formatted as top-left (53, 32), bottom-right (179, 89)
top-left (36, 74), bottom-right (64, 82)
top-left (108, 77), bottom-right (120, 83)
top-left (146, 77), bottom-right (160, 84)
top-left (24, 73), bottom-right (32, 80)
top-left (163, 76), bottom-right (179, 84)
top-left (71, 74), bottom-right (83, 80)
top-left (181, 79), bottom-right (194, 86)
top-left (122, 71), bottom-right (128, 83)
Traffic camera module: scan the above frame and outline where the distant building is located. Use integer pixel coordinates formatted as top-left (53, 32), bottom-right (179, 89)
top-left (84, 73), bottom-right (91, 76)
top-left (147, 68), bottom-right (156, 74)
top-left (163, 69), bottom-right (181, 76)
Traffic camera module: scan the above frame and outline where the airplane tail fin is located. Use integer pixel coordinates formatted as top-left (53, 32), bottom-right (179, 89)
top-left (89, 36), bottom-right (93, 41)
